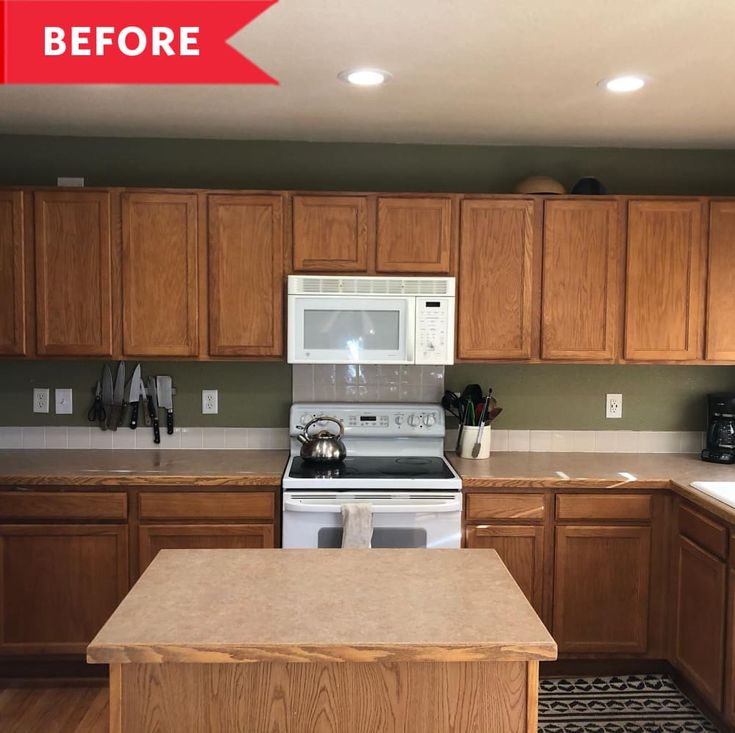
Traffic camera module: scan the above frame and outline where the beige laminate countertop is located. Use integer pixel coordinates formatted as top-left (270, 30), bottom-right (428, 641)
top-left (448, 451), bottom-right (735, 524)
top-left (0, 449), bottom-right (287, 486)
top-left (87, 548), bottom-right (557, 665)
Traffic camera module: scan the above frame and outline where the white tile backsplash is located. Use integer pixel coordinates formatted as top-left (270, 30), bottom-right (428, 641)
top-left (44, 427), bottom-right (68, 449)
top-left (22, 427), bottom-right (45, 448)
top-left (67, 427), bottom-right (92, 449)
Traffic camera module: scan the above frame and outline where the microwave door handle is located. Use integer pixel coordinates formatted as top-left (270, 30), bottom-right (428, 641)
top-left (282, 497), bottom-right (461, 513)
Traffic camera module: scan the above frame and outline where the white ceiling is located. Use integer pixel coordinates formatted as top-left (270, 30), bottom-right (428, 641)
top-left (1, 0), bottom-right (734, 147)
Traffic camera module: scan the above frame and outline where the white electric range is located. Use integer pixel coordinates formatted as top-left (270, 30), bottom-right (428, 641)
top-left (282, 403), bottom-right (462, 549)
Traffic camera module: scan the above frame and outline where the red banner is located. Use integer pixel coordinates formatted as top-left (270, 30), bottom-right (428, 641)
top-left (0, 0), bottom-right (278, 84)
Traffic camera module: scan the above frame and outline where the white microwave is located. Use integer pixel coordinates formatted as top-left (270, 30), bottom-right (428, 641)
top-left (287, 276), bottom-right (455, 365)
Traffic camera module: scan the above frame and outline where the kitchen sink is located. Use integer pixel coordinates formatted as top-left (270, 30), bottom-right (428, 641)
top-left (690, 481), bottom-right (735, 509)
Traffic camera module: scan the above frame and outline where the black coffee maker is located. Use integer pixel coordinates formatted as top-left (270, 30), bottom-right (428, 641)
top-left (702, 393), bottom-right (735, 464)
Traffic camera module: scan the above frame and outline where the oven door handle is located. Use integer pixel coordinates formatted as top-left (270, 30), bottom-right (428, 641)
top-left (282, 497), bottom-right (461, 514)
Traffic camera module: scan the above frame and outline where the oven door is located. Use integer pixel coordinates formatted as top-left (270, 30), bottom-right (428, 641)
top-left (282, 492), bottom-right (462, 549)
top-left (287, 296), bottom-right (415, 364)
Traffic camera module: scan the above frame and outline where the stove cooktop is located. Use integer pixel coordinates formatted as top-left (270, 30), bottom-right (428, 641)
top-left (288, 455), bottom-right (456, 481)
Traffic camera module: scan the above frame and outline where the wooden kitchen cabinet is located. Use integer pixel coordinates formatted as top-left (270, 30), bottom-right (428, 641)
top-left (624, 200), bottom-right (706, 360)
top-left (458, 199), bottom-right (537, 359)
top-left (465, 524), bottom-right (544, 613)
top-left (706, 201), bottom-right (735, 360)
top-left (0, 190), bottom-right (27, 356)
top-left (376, 197), bottom-right (453, 273)
top-left (541, 200), bottom-right (621, 360)
top-left (726, 562), bottom-right (735, 726)
top-left (122, 192), bottom-right (199, 356)
top-left (553, 525), bottom-right (651, 654)
top-left (292, 195), bottom-right (369, 272)
top-left (34, 190), bottom-right (113, 356)
top-left (673, 533), bottom-right (727, 710)
top-left (208, 194), bottom-right (284, 356)
top-left (0, 524), bottom-right (128, 655)
top-left (138, 524), bottom-right (275, 574)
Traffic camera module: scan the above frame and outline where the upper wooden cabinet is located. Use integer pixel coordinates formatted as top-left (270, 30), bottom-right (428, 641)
top-left (541, 200), bottom-right (621, 360)
top-left (706, 202), bottom-right (735, 360)
top-left (624, 200), bottom-right (706, 361)
top-left (121, 192), bottom-right (199, 357)
top-left (376, 197), bottom-right (453, 273)
top-left (292, 195), bottom-right (368, 272)
top-left (34, 190), bottom-right (113, 356)
top-left (0, 191), bottom-right (27, 356)
top-left (207, 194), bottom-right (284, 357)
top-left (458, 199), bottom-right (536, 360)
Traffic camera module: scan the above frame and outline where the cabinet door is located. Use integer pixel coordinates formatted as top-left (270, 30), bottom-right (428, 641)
top-left (138, 524), bottom-right (275, 575)
top-left (0, 525), bottom-right (128, 655)
top-left (208, 195), bottom-right (284, 356)
top-left (376, 197), bottom-right (452, 273)
top-left (674, 534), bottom-right (726, 709)
top-left (624, 200), bottom-right (705, 360)
top-left (458, 200), bottom-right (536, 359)
top-left (34, 191), bottom-right (113, 356)
top-left (122, 192), bottom-right (198, 356)
top-left (0, 191), bottom-right (26, 356)
top-left (706, 202), bottom-right (735, 360)
top-left (542, 200), bottom-right (620, 360)
top-left (553, 525), bottom-right (651, 653)
top-left (465, 525), bottom-right (544, 613)
top-left (726, 565), bottom-right (735, 726)
top-left (292, 195), bottom-right (368, 272)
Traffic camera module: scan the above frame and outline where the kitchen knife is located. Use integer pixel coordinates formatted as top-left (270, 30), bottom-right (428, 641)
top-left (156, 376), bottom-right (174, 435)
top-left (126, 364), bottom-right (142, 430)
top-left (146, 376), bottom-right (161, 444)
top-left (101, 365), bottom-right (113, 432)
top-left (107, 361), bottom-right (125, 431)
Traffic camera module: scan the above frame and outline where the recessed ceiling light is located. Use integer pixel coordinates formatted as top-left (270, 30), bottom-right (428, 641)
top-left (338, 68), bottom-right (391, 86)
top-left (601, 75), bottom-right (646, 93)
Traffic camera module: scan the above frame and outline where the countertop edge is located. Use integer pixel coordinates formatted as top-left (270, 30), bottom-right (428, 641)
top-left (0, 474), bottom-right (283, 486)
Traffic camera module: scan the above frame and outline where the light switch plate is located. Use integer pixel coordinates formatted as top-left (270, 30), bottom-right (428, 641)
top-left (33, 388), bottom-right (49, 414)
top-left (55, 388), bottom-right (73, 415)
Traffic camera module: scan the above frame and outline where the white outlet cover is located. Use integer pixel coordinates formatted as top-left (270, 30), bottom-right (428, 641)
top-left (202, 389), bottom-right (218, 414)
top-left (55, 388), bottom-right (73, 415)
top-left (606, 393), bottom-right (623, 419)
top-left (33, 388), bottom-right (50, 414)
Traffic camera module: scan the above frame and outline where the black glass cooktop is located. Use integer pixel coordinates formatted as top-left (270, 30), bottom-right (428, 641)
top-left (288, 456), bottom-right (455, 481)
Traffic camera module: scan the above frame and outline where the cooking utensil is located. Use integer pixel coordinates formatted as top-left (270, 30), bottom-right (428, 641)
top-left (107, 361), bottom-right (125, 431)
top-left (156, 376), bottom-right (174, 435)
top-left (455, 400), bottom-right (473, 451)
top-left (146, 376), bottom-right (161, 444)
top-left (441, 391), bottom-right (462, 420)
top-left (472, 396), bottom-right (491, 457)
top-left (126, 364), bottom-right (142, 429)
top-left (86, 381), bottom-right (107, 429)
top-left (297, 417), bottom-right (347, 463)
top-left (101, 365), bottom-right (113, 432)
top-left (486, 407), bottom-right (503, 423)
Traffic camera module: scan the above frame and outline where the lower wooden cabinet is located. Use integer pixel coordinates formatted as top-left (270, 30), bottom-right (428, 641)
top-left (138, 523), bottom-right (275, 575)
top-left (726, 565), bottom-right (735, 726)
top-left (0, 524), bottom-right (128, 654)
top-left (465, 524), bottom-right (544, 613)
top-left (673, 533), bottom-right (727, 710)
top-left (553, 525), bottom-right (651, 654)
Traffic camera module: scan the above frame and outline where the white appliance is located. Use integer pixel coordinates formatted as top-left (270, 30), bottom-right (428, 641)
top-left (287, 275), bottom-right (455, 365)
top-left (282, 403), bottom-right (462, 549)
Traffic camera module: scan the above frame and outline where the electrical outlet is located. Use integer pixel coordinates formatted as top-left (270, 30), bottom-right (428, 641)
top-left (202, 389), bottom-right (218, 415)
top-left (33, 388), bottom-right (50, 414)
top-left (55, 388), bottom-right (73, 415)
top-left (606, 393), bottom-right (623, 419)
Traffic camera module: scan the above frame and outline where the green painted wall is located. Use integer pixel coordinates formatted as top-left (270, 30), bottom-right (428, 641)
top-left (2, 133), bottom-right (735, 431)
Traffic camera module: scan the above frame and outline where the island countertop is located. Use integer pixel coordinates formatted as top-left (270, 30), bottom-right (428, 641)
top-left (87, 548), bottom-right (557, 665)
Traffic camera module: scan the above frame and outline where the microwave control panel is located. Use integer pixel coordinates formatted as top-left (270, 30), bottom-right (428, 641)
top-left (415, 297), bottom-right (454, 364)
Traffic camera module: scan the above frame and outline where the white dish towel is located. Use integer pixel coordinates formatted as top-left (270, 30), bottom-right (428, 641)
top-left (341, 503), bottom-right (373, 548)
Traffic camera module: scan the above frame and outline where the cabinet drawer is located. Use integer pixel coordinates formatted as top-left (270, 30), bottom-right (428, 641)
top-left (0, 491), bottom-right (127, 521)
top-left (465, 493), bottom-right (545, 522)
top-left (556, 494), bottom-right (651, 522)
top-left (679, 503), bottom-right (727, 560)
top-left (139, 491), bottom-right (275, 522)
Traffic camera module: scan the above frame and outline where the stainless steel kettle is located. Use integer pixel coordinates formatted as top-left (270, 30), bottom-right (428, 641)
top-left (297, 416), bottom-right (347, 463)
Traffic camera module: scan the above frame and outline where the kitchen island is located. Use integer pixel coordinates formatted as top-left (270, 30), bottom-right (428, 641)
top-left (88, 548), bottom-right (556, 732)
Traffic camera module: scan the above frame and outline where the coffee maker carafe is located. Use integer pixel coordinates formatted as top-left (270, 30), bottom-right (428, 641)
top-left (702, 393), bottom-right (735, 464)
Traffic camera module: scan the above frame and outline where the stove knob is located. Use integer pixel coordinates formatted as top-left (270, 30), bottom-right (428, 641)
top-left (408, 413), bottom-right (421, 427)
top-left (424, 412), bottom-right (437, 427)
top-left (395, 415), bottom-right (404, 426)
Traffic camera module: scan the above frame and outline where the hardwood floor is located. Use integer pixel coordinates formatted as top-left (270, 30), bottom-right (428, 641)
top-left (0, 686), bottom-right (108, 733)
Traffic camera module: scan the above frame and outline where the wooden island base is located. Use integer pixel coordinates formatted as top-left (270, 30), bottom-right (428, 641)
top-left (110, 660), bottom-right (539, 733)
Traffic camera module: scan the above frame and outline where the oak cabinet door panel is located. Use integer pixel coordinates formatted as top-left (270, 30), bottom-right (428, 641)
top-left (0, 191), bottom-right (26, 355)
top-left (706, 202), bottom-right (735, 360)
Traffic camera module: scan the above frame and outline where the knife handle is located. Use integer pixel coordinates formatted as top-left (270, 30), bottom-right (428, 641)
top-left (166, 410), bottom-right (174, 435)
top-left (147, 396), bottom-right (160, 444)
top-left (107, 404), bottom-right (121, 432)
top-left (130, 401), bottom-right (139, 430)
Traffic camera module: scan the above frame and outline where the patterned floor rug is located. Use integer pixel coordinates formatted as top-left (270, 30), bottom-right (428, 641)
top-left (539, 674), bottom-right (720, 732)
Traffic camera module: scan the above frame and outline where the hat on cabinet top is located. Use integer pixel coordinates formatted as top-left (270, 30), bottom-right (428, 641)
top-left (570, 176), bottom-right (608, 195)
top-left (514, 176), bottom-right (566, 195)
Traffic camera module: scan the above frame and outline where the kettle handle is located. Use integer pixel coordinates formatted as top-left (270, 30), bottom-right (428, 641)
top-left (301, 416), bottom-right (344, 438)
